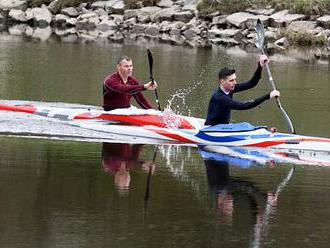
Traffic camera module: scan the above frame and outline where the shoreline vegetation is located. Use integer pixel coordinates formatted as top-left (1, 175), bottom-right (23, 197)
top-left (1, 0), bottom-right (330, 61)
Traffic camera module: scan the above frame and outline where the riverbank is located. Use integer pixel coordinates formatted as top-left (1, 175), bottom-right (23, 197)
top-left (1, 0), bottom-right (330, 60)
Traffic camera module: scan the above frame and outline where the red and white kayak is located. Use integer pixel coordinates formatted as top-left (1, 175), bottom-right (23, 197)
top-left (1, 101), bottom-right (330, 153)
top-left (0, 102), bottom-right (204, 129)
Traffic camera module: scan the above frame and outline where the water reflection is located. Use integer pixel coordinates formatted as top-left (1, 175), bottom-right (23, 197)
top-left (101, 143), bottom-right (156, 193)
top-left (201, 147), bottom-right (294, 247)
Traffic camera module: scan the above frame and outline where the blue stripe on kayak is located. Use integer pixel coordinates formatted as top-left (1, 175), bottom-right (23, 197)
top-left (195, 131), bottom-right (291, 143)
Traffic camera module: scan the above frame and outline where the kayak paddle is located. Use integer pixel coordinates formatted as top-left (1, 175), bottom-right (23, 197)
top-left (255, 19), bottom-right (295, 134)
top-left (147, 49), bottom-right (162, 111)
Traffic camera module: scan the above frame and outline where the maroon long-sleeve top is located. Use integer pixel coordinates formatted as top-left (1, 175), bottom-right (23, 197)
top-left (103, 72), bottom-right (153, 111)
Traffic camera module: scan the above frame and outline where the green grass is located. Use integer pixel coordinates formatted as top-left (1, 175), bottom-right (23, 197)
top-left (285, 30), bottom-right (326, 46)
top-left (197, 0), bottom-right (330, 15)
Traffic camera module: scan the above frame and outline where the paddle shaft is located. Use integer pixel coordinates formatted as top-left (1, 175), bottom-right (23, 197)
top-left (261, 48), bottom-right (295, 134)
top-left (256, 19), bottom-right (295, 134)
top-left (147, 49), bottom-right (161, 111)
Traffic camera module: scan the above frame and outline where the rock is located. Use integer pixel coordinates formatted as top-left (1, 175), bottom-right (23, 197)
top-left (106, 0), bottom-right (125, 14)
top-left (274, 37), bottom-right (289, 49)
top-left (95, 8), bottom-right (108, 17)
top-left (226, 12), bottom-right (256, 28)
top-left (131, 23), bottom-right (146, 34)
top-left (245, 15), bottom-right (270, 30)
top-left (31, 7), bottom-right (53, 27)
top-left (212, 15), bottom-right (227, 26)
top-left (270, 10), bottom-right (306, 27)
top-left (157, 0), bottom-right (173, 8)
top-left (151, 7), bottom-right (179, 22)
top-left (104, 0), bottom-right (120, 12)
top-left (25, 8), bottom-right (33, 21)
top-left (8, 24), bottom-right (28, 35)
top-left (76, 12), bottom-right (99, 30)
top-left (169, 28), bottom-right (181, 35)
top-left (54, 27), bottom-right (76, 36)
top-left (61, 34), bottom-right (79, 42)
top-left (210, 37), bottom-right (239, 46)
top-left (123, 17), bottom-right (136, 27)
top-left (123, 9), bottom-right (139, 20)
top-left (66, 18), bottom-right (77, 26)
top-left (138, 6), bottom-right (162, 23)
top-left (48, 0), bottom-right (60, 14)
top-left (317, 15), bottom-right (330, 28)
top-left (91, 1), bottom-right (108, 9)
top-left (287, 21), bottom-right (318, 33)
top-left (61, 7), bottom-right (79, 17)
top-left (183, 28), bottom-right (196, 39)
top-left (173, 11), bottom-right (194, 23)
top-left (98, 29), bottom-right (116, 38)
top-left (32, 26), bottom-right (52, 41)
top-left (78, 12), bottom-right (98, 20)
top-left (145, 24), bottom-right (160, 36)
top-left (54, 13), bottom-right (70, 24)
top-left (97, 19), bottom-right (118, 31)
top-left (8, 9), bottom-right (27, 22)
top-left (208, 28), bottom-right (240, 38)
top-left (0, 0), bottom-right (27, 11)
top-left (110, 14), bottom-right (123, 23)
top-left (108, 31), bottom-right (124, 42)
top-left (182, 4), bottom-right (197, 13)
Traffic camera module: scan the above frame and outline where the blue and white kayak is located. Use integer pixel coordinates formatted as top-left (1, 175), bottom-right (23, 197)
top-left (74, 121), bottom-right (330, 152)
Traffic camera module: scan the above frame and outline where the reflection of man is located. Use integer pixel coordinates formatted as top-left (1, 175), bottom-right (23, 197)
top-left (204, 158), bottom-right (267, 224)
top-left (102, 143), bottom-right (155, 191)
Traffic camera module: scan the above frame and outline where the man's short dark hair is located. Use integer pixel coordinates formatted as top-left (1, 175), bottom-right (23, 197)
top-left (117, 55), bottom-right (131, 65)
top-left (218, 67), bottom-right (236, 80)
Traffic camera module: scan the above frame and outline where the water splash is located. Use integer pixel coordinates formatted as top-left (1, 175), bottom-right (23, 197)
top-left (165, 80), bottom-right (204, 116)
top-left (160, 107), bottom-right (182, 129)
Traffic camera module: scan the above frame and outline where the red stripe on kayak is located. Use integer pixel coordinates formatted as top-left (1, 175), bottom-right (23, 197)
top-left (245, 140), bottom-right (287, 148)
top-left (74, 113), bottom-right (195, 129)
top-left (151, 129), bottom-right (198, 143)
top-left (245, 137), bottom-right (330, 148)
top-left (0, 103), bottom-right (37, 114)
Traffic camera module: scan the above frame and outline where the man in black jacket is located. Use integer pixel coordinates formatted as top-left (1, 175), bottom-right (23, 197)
top-left (205, 55), bottom-right (280, 126)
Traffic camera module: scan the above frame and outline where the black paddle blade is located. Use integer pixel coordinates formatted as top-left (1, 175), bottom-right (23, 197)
top-left (147, 49), bottom-right (154, 80)
top-left (255, 19), bottom-right (265, 51)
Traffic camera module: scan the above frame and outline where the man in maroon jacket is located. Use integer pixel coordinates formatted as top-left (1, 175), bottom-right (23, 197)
top-left (103, 55), bottom-right (157, 111)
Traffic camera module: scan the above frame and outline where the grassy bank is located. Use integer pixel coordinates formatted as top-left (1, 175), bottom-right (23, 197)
top-left (197, 0), bottom-right (330, 15)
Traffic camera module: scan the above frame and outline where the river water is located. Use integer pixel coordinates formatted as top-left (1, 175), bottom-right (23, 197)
top-left (1, 34), bottom-right (330, 248)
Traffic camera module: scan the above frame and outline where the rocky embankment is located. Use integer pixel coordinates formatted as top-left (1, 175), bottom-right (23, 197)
top-left (1, 0), bottom-right (330, 58)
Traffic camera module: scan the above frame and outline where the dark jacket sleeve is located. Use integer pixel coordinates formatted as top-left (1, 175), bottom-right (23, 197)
top-left (225, 93), bottom-right (270, 110)
top-left (234, 63), bottom-right (262, 93)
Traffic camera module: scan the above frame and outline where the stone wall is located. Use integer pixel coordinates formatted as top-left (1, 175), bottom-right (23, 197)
top-left (1, 0), bottom-right (330, 58)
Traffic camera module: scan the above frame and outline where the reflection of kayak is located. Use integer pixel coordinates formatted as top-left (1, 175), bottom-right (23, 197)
top-left (200, 145), bottom-right (330, 167)
top-left (1, 101), bottom-right (330, 153)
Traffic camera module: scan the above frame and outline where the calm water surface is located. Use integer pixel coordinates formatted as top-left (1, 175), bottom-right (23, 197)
top-left (1, 35), bottom-right (330, 247)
